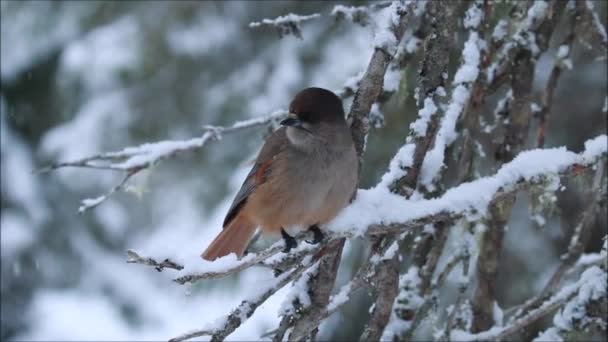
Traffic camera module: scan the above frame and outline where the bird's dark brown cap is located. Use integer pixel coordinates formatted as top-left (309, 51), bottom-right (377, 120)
top-left (287, 87), bottom-right (345, 124)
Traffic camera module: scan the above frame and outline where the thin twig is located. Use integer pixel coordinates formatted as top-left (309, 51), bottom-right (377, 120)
top-left (536, 7), bottom-right (577, 148)
top-left (126, 249), bottom-right (184, 271)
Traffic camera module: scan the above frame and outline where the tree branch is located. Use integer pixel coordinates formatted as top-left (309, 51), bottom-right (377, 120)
top-left (169, 258), bottom-right (319, 342)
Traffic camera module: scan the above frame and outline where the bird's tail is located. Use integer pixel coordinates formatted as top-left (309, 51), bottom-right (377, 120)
top-left (201, 214), bottom-right (257, 261)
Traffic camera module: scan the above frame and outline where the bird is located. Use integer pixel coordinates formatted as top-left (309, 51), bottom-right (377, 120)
top-left (201, 87), bottom-right (358, 261)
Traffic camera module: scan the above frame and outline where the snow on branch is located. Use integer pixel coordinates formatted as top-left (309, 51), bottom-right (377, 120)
top-left (451, 265), bottom-right (607, 341)
top-left (488, 0), bottom-right (567, 88)
top-left (40, 110), bottom-right (287, 173)
top-left (330, 134), bottom-right (607, 237)
top-left (330, 1), bottom-right (394, 26)
top-left (38, 110), bottom-right (287, 213)
top-left (331, 5), bottom-right (373, 26)
top-left (169, 257), bottom-right (319, 342)
top-left (249, 13), bottom-right (320, 39)
top-left (419, 0), bottom-right (484, 191)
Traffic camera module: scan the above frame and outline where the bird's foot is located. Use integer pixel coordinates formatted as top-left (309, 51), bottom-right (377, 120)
top-left (305, 225), bottom-right (324, 244)
top-left (281, 228), bottom-right (297, 253)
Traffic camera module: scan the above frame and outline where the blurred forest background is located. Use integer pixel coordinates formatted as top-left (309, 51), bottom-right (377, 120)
top-left (1, 0), bottom-right (606, 341)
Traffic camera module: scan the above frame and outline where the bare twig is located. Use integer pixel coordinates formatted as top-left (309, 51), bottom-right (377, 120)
top-left (536, 7), bottom-right (577, 148)
top-left (77, 168), bottom-right (141, 213)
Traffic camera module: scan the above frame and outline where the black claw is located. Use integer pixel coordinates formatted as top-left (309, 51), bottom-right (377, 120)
top-left (306, 225), bottom-right (324, 244)
top-left (281, 228), bottom-right (297, 253)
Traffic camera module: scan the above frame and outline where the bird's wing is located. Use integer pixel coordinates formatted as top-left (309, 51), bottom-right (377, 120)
top-left (222, 127), bottom-right (288, 227)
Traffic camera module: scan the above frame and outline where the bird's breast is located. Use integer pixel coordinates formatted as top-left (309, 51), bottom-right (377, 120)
top-left (247, 143), bottom-right (357, 234)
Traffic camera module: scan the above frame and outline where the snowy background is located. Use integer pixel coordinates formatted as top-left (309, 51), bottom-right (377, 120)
top-left (1, 1), bottom-right (606, 341)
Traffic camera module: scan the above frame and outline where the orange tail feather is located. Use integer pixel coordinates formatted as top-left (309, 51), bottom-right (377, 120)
top-left (201, 214), bottom-right (257, 261)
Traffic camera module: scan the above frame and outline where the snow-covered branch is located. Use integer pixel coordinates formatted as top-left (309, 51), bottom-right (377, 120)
top-left (249, 13), bottom-right (321, 39)
top-left (126, 249), bottom-right (183, 271)
top-left (488, 0), bottom-right (567, 91)
top-left (452, 265), bottom-right (607, 342)
top-left (39, 110), bottom-right (287, 213)
top-left (419, 0), bottom-right (485, 191)
top-left (169, 257), bottom-right (319, 342)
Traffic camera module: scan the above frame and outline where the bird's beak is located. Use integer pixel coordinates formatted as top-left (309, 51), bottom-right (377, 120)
top-left (280, 113), bottom-right (303, 127)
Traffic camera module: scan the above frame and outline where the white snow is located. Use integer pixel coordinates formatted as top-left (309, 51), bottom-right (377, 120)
top-left (249, 13), bottom-right (320, 28)
top-left (327, 282), bottom-right (353, 312)
top-left (405, 36), bottom-right (421, 53)
top-left (534, 327), bottom-right (564, 342)
top-left (380, 267), bottom-right (423, 340)
top-left (492, 19), bottom-right (508, 42)
top-left (454, 33), bottom-right (482, 84)
top-left (525, 1), bottom-right (549, 29)
top-left (370, 240), bottom-right (400, 263)
top-left (410, 97), bottom-right (438, 137)
top-left (78, 195), bottom-right (107, 213)
top-left (556, 45), bottom-right (569, 59)
top-left (492, 301), bottom-right (504, 326)
top-left (331, 4), bottom-right (368, 23)
top-left (280, 262), bottom-right (319, 315)
top-left (373, 2), bottom-right (405, 50)
top-left (378, 143), bottom-right (415, 189)
top-left (463, 4), bottom-right (483, 30)
top-left (383, 66), bottom-right (402, 92)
